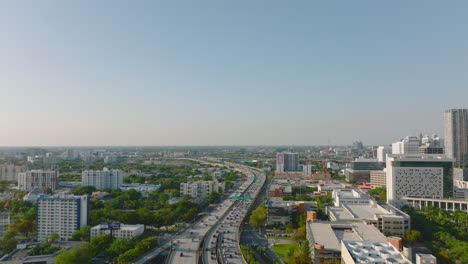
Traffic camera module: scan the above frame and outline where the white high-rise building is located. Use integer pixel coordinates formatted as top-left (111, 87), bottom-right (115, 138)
top-left (392, 136), bottom-right (420, 154)
top-left (81, 168), bottom-right (123, 190)
top-left (444, 109), bottom-right (468, 164)
top-left (376, 146), bottom-right (390, 162)
top-left (18, 170), bottom-right (59, 192)
top-left (37, 194), bottom-right (89, 241)
top-left (386, 154), bottom-right (454, 207)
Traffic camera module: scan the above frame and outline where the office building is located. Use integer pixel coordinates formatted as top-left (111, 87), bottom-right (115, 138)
top-left (0, 164), bottom-right (26, 182)
top-left (18, 170), bottom-right (59, 192)
top-left (376, 146), bottom-right (390, 162)
top-left (267, 197), bottom-right (317, 225)
top-left (341, 240), bottom-right (411, 264)
top-left (392, 136), bottom-right (421, 154)
top-left (276, 152), bottom-right (300, 173)
top-left (267, 184), bottom-right (293, 197)
top-left (37, 194), bottom-right (89, 241)
top-left (180, 180), bottom-right (225, 201)
top-left (370, 170), bottom-right (387, 188)
top-left (81, 168), bottom-right (123, 190)
top-left (444, 109), bottom-right (468, 165)
top-left (386, 154), bottom-right (454, 207)
top-left (90, 224), bottom-right (144, 239)
top-left (306, 221), bottom-right (387, 264)
top-left (327, 200), bottom-right (410, 236)
top-left (344, 158), bottom-right (385, 182)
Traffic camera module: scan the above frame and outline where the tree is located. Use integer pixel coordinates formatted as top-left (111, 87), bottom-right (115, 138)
top-left (72, 186), bottom-right (97, 195)
top-left (70, 226), bottom-right (91, 241)
top-left (250, 205), bottom-right (267, 229)
top-left (0, 232), bottom-right (18, 254)
top-left (43, 187), bottom-right (53, 195)
top-left (45, 233), bottom-right (60, 243)
top-left (209, 191), bottom-right (221, 204)
top-left (9, 220), bottom-right (35, 238)
top-left (404, 230), bottom-right (422, 246)
top-left (55, 244), bottom-right (94, 264)
top-left (106, 239), bottom-right (136, 258)
top-left (89, 234), bottom-right (112, 252)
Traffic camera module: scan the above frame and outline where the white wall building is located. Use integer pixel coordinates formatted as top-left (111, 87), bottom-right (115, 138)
top-left (392, 136), bottom-right (420, 155)
top-left (376, 146), bottom-right (391, 162)
top-left (303, 164), bottom-right (313, 176)
top-left (18, 170), bottom-right (59, 192)
top-left (90, 224), bottom-right (144, 239)
top-left (120, 183), bottom-right (161, 196)
top-left (37, 194), bottom-right (89, 241)
top-left (386, 154), bottom-right (453, 207)
top-left (332, 189), bottom-right (371, 206)
top-left (180, 180), bottom-right (225, 201)
top-left (81, 168), bottom-right (123, 190)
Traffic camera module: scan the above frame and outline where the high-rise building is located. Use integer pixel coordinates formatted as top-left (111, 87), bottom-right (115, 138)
top-left (81, 168), bottom-right (123, 190)
top-left (444, 109), bottom-right (468, 165)
top-left (18, 170), bottom-right (59, 192)
top-left (392, 136), bottom-right (420, 154)
top-left (419, 134), bottom-right (444, 154)
top-left (276, 152), bottom-right (300, 173)
top-left (376, 146), bottom-right (390, 162)
top-left (37, 194), bottom-right (89, 241)
top-left (386, 154), bottom-right (454, 207)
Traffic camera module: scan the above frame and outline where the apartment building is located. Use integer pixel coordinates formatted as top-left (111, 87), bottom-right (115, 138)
top-left (81, 168), bottom-right (123, 190)
top-left (180, 180), bottom-right (225, 201)
top-left (18, 170), bottom-right (59, 192)
top-left (37, 194), bottom-right (89, 241)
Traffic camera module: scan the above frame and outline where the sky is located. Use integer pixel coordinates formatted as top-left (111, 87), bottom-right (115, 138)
top-left (1, 1), bottom-right (468, 146)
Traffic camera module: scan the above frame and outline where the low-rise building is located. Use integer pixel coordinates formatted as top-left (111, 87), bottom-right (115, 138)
top-left (332, 189), bottom-right (372, 206)
top-left (306, 221), bottom-right (387, 264)
top-left (326, 200), bottom-right (411, 236)
top-left (403, 196), bottom-right (468, 213)
top-left (267, 184), bottom-right (293, 197)
top-left (180, 180), bottom-right (225, 201)
top-left (370, 170), bottom-right (387, 188)
top-left (90, 224), bottom-right (144, 239)
top-left (416, 253), bottom-right (437, 264)
top-left (317, 183), bottom-right (351, 192)
top-left (267, 197), bottom-right (317, 226)
top-left (453, 180), bottom-right (468, 199)
top-left (341, 240), bottom-right (411, 264)
top-left (120, 183), bottom-right (161, 196)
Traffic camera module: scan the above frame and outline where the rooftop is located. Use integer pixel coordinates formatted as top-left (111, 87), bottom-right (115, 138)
top-left (342, 240), bottom-right (411, 263)
top-left (307, 221), bottom-right (386, 252)
top-left (328, 202), bottom-right (409, 221)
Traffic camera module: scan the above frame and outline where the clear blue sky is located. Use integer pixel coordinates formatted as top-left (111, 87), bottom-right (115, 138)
top-left (1, 1), bottom-right (467, 146)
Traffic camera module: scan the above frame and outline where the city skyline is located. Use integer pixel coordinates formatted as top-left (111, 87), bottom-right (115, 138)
top-left (2, 1), bottom-right (468, 146)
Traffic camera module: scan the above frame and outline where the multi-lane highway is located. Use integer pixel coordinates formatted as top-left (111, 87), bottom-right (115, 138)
top-left (201, 166), bottom-right (265, 264)
top-left (133, 159), bottom-right (265, 264)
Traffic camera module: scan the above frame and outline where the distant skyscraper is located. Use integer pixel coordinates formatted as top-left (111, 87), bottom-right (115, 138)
top-left (444, 109), bottom-right (468, 165)
top-left (276, 152), bottom-right (300, 172)
top-left (376, 146), bottom-right (390, 162)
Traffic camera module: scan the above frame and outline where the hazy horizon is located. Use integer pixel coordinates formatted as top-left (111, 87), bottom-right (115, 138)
top-left (2, 1), bottom-right (467, 146)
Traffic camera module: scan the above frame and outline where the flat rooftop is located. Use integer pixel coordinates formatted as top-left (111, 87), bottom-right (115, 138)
top-left (328, 203), bottom-right (408, 220)
top-left (307, 221), bottom-right (386, 252)
top-left (342, 240), bottom-right (411, 263)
